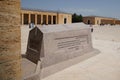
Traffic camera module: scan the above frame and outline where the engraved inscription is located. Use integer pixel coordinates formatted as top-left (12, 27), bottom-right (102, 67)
top-left (55, 35), bottom-right (88, 51)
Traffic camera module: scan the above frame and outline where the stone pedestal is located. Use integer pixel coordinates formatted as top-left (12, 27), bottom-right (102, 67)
top-left (0, 0), bottom-right (21, 80)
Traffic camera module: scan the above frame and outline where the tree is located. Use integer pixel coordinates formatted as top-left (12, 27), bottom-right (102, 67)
top-left (72, 13), bottom-right (83, 23)
top-left (79, 14), bottom-right (83, 22)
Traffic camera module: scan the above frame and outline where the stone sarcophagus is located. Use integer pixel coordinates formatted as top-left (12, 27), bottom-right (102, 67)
top-left (26, 23), bottom-right (96, 78)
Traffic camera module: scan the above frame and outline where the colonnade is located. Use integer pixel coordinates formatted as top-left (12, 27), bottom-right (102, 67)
top-left (21, 13), bottom-right (58, 25)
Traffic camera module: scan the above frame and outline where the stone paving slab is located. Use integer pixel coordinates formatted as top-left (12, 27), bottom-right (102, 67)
top-left (22, 58), bottom-right (36, 78)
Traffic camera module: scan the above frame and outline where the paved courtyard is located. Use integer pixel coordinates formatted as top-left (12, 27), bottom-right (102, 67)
top-left (42, 39), bottom-right (120, 80)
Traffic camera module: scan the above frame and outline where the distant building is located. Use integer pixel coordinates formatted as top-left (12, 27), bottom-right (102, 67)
top-left (21, 8), bottom-right (72, 25)
top-left (83, 16), bottom-right (120, 25)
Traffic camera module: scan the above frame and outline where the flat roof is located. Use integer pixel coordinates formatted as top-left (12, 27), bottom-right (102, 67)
top-left (84, 15), bottom-right (117, 20)
top-left (21, 7), bottom-right (72, 15)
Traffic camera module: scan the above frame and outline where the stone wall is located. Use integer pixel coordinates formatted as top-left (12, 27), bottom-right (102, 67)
top-left (0, 0), bottom-right (21, 80)
top-left (83, 16), bottom-right (119, 25)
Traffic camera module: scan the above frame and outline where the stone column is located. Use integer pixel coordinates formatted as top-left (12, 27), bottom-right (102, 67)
top-left (114, 20), bottom-right (116, 25)
top-left (29, 14), bottom-right (31, 24)
top-left (56, 15), bottom-right (58, 24)
top-left (0, 0), bottom-right (21, 80)
top-left (35, 14), bottom-right (37, 25)
top-left (51, 15), bottom-right (53, 24)
top-left (46, 15), bottom-right (48, 25)
top-left (21, 13), bottom-right (24, 25)
top-left (57, 12), bottom-right (59, 24)
top-left (41, 14), bottom-right (43, 25)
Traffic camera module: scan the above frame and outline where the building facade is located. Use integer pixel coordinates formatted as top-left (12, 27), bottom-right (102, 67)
top-left (21, 8), bottom-right (72, 25)
top-left (83, 16), bottom-right (120, 25)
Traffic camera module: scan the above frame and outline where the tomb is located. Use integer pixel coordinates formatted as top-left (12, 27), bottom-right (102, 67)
top-left (25, 23), bottom-right (99, 78)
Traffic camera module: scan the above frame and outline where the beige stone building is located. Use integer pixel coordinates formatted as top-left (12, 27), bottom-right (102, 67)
top-left (83, 16), bottom-right (120, 25)
top-left (21, 8), bottom-right (72, 25)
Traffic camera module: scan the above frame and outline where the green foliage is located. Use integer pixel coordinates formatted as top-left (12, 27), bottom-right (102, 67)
top-left (72, 13), bottom-right (83, 23)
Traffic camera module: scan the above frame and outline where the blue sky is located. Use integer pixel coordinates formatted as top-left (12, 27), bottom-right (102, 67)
top-left (21, 0), bottom-right (120, 19)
